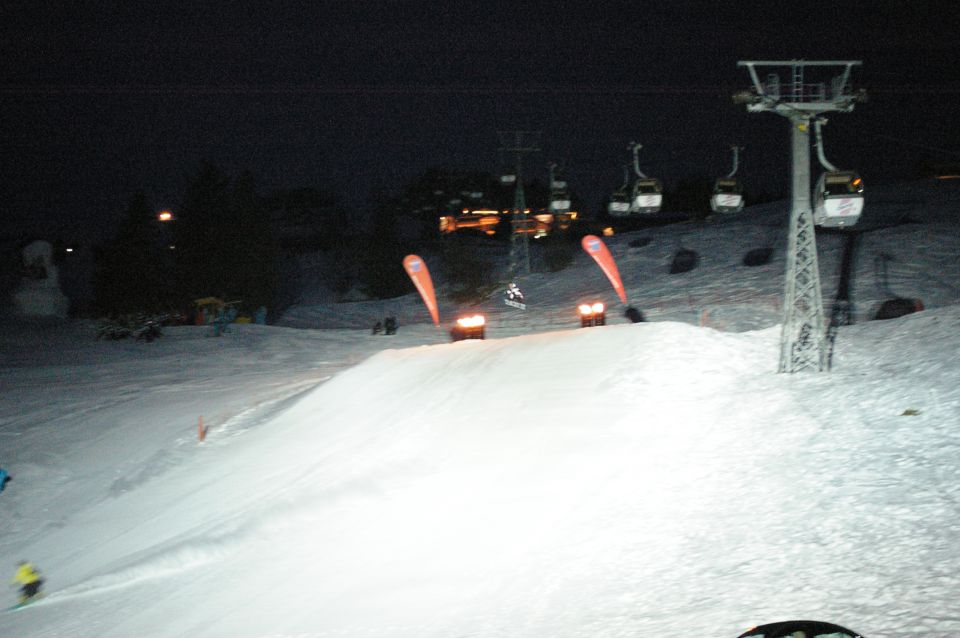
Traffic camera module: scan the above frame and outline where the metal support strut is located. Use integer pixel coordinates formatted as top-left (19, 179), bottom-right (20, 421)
top-left (498, 131), bottom-right (540, 278)
top-left (780, 115), bottom-right (826, 372)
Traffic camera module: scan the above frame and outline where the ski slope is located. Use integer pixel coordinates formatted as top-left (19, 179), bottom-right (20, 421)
top-left (2, 180), bottom-right (959, 637)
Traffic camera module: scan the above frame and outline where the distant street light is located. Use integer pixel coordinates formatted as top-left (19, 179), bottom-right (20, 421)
top-left (157, 210), bottom-right (174, 222)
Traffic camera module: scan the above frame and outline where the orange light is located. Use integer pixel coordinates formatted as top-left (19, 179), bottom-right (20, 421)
top-left (591, 302), bottom-right (605, 314)
top-left (602, 227), bottom-right (614, 237)
top-left (578, 304), bottom-right (594, 316)
top-left (158, 210), bottom-right (173, 222)
top-left (456, 314), bottom-right (486, 328)
top-left (439, 216), bottom-right (456, 232)
top-left (852, 177), bottom-right (862, 187)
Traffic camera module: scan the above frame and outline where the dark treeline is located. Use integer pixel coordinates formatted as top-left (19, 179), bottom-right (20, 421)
top-left (89, 163), bottom-right (787, 320)
top-left (92, 161), bottom-right (424, 320)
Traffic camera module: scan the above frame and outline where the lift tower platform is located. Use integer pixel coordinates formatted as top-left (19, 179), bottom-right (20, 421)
top-left (735, 60), bottom-right (864, 373)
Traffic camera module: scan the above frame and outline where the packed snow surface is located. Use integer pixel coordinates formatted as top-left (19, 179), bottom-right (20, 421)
top-left (2, 181), bottom-right (959, 637)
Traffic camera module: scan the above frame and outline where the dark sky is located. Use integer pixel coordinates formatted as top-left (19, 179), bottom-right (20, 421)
top-left (2, 1), bottom-right (959, 242)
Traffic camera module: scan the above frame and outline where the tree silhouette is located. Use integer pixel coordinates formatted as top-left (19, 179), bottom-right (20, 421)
top-left (94, 191), bottom-right (175, 314)
top-left (174, 162), bottom-right (279, 312)
top-left (357, 191), bottom-right (411, 299)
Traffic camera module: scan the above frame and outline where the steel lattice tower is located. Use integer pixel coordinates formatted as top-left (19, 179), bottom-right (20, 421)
top-left (735, 61), bottom-right (864, 372)
top-left (498, 131), bottom-right (540, 278)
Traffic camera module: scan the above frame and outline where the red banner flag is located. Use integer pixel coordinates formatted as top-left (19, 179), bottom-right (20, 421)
top-left (581, 235), bottom-right (627, 304)
top-left (403, 254), bottom-right (440, 325)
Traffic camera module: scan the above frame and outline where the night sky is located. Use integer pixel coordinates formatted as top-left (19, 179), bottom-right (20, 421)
top-left (2, 1), bottom-right (958, 242)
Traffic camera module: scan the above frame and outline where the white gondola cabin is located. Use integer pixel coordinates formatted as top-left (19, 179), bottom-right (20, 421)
top-left (631, 178), bottom-right (662, 214)
top-left (813, 171), bottom-right (863, 227)
top-left (607, 165), bottom-right (632, 217)
top-left (608, 191), bottom-right (631, 217)
top-left (710, 178), bottom-right (744, 213)
top-left (549, 178), bottom-right (571, 213)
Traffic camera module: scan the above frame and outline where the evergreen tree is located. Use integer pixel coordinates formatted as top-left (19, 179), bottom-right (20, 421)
top-left (357, 192), bottom-right (410, 299)
top-left (174, 161), bottom-right (232, 301)
top-left (94, 191), bottom-right (174, 314)
top-left (228, 171), bottom-right (279, 311)
top-left (263, 187), bottom-right (349, 253)
top-left (174, 162), bottom-right (280, 312)
top-left (441, 235), bottom-right (493, 303)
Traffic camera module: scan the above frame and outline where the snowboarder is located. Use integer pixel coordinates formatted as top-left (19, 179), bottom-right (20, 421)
top-left (372, 320), bottom-right (382, 335)
top-left (0, 467), bottom-right (9, 492)
top-left (10, 561), bottom-right (43, 605)
top-left (506, 282), bottom-right (524, 301)
top-left (504, 283), bottom-right (526, 309)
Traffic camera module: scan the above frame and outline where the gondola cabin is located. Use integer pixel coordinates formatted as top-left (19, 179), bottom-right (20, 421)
top-left (710, 178), bottom-right (744, 213)
top-left (631, 178), bottom-right (663, 214)
top-left (549, 179), bottom-right (571, 213)
top-left (608, 193), bottom-right (631, 217)
top-left (814, 171), bottom-right (864, 228)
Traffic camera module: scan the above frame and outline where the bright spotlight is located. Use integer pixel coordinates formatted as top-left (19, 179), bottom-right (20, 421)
top-left (578, 302), bottom-right (606, 327)
top-left (452, 314), bottom-right (486, 341)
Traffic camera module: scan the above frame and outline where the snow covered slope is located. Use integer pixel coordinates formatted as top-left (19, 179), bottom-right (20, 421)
top-left (1, 181), bottom-right (958, 637)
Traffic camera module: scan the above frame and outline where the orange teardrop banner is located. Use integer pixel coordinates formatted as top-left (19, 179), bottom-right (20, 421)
top-left (402, 254), bottom-right (440, 325)
top-left (581, 235), bottom-right (627, 304)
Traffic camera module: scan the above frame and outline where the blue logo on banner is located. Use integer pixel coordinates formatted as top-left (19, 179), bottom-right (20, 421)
top-left (587, 239), bottom-right (600, 252)
top-left (409, 259), bottom-right (421, 272)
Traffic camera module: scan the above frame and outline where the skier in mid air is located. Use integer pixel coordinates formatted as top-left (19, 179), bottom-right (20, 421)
top-left (10, 560), bottom-right (44, 605)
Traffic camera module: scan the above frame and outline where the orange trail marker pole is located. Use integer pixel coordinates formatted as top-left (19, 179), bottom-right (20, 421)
top-left (198, 415), bottom-right (205, 442)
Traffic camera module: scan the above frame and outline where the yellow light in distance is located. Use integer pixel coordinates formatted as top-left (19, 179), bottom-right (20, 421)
top-left (456, 314), bottom-right (486, 328)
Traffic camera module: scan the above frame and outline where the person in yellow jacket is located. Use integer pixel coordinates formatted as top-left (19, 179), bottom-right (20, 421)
top-left (10, 560), bottom-right (43, 604)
